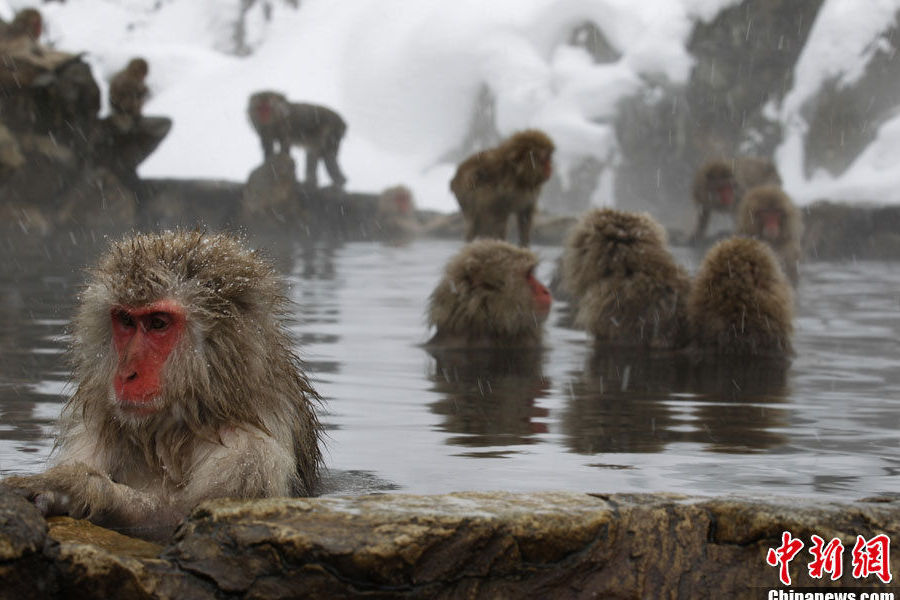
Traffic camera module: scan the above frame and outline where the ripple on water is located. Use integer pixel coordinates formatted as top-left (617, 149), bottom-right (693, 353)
top-left (0, 240), bottom-right (898, 499)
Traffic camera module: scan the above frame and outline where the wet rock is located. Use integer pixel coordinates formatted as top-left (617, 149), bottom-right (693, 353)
top-left (0, 487), bottom-right (59, 599)
top-left (568, 21), bottom-right (620, 64)
top-left (3, 487), bottom-right (899, 599)
top-left (47, 518), bottom-right (162, 560)
top-left (241, 153), bottom-right (303, 223)
top-left (420, 211), bottom-right (575, 246)
top-left (142, 178), bottom-right (242, 230)
top-left (803, 200), bottom-right (900, 260)
top-left (54, 167), bottom-right (138, 231)
top-left (94, 115), bottom-right (173, 190)
top-left (803, 14), bottom-right (900, 177)
top-left (615, 0), bottom-right (823, 224)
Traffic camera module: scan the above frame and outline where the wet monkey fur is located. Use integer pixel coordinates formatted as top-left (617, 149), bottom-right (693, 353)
top-left (247, 90), bottom-right (347, 188)
top-left (688, 237), bottom-right (794, 357)
top-left (736, 185), bottom-right (803, 285)
top-left (3, 230), bottom-right (322, 540)
top-left (690, 157), bottom-right (782, 243)
top-left (451, 129), bottom-right (555, 247)
top-left (427, 239), bottom-right (552, 347)
top-left (561, 208), bottom-right (691, 349)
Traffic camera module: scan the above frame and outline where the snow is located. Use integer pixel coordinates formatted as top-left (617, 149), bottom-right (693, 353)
top-left (6, 0), bottom-right (900, 211)
top-left (776, 0), bottom-right (900, 205)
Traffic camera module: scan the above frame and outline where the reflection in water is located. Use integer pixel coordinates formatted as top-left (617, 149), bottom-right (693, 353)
top-left (563, 349), bottom-right (790, 455)
top-left (682, 357), bottom-right (790, 453)
top-left (427, 347), bottom-right (549, 449)
top-left (1, 238), bottom-right (900, 499)
top-left (563, 349), bottom-right (686, 454)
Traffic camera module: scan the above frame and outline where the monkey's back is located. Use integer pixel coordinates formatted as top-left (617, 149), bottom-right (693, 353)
top-left (563, 209), bottom-right (690, 348)
top-left (285, 102), bottom-right (346, 144)
top-left (574, 252), bottom-right (690, 348)
top-left (688, 237), bottom-right (794, 356)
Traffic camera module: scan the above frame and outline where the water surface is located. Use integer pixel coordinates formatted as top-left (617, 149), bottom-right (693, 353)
top-left (1, 235), bottom-right (899, 499)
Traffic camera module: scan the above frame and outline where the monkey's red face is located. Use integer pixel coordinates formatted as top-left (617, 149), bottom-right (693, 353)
top-left (716, 182), bottom-right (734, 207)
top-left (758, 208), bottom-right (783, 240)
top-left (539, 151), bottom-right (553, 179)
top-left (257, 100), bottom-right (272, 125)
top-left (394, 192), bottom-right (412, 214)
top-left (527, 270), bottom-right (552, 321)
top-left (110, 300), bottom-right (185, 416)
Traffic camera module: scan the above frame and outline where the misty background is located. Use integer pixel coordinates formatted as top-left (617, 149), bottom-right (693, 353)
top-left (10, 0), bottom-right (900, 230)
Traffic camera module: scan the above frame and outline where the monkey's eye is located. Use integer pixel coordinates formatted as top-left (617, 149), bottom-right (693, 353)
top-left (146, 313), bottom-right (171, 331)
top-left (114, 310), bottom-right (136, 329)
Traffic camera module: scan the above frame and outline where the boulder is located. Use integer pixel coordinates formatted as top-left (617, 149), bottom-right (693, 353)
top-left (2, 487), bottom-right (898, 599)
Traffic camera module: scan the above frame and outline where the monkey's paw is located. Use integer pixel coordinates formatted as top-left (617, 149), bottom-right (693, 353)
top-left (1, 463), bottom-right (107, 518)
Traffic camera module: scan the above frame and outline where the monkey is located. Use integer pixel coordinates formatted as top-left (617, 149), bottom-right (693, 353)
top-left (560, 208), bottom-right (691, 349)
top-left (2, 230), bottom-right (322, 540)
top-left (0, 121), bottom-right (24, 179)
top-left (450, 129), bottom-right (554, 247)
top-left (0, 8), bottom-right (42, 44)
top-left (736, 185), bottom-right (803, 285)
top-left (374, 184), bottom-right (419, 243)
top-left (687, 237), bottom-right (794, 357)
top-left (426, 239), bottom-right (551, 347)
top-left (247, 90), bottom-right (347, 188)
top-left (689, 157), bottom-right (782, 243)
top-left (108, 58), bottom-right (148, 127)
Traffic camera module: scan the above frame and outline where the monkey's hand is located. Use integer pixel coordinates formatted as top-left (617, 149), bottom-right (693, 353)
top-left (2, 463), bottom-right (125, 519)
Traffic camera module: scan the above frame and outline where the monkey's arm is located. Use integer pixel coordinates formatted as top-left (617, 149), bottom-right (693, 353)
top-left (2, 463), bottom-right (177, 529)
top-left (689, 206), bottom-right (710, 245)
top-left (182, 427), bottom-right (299, 506)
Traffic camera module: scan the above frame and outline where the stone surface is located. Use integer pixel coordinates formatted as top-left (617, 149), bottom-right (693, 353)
top-left (802, 200), bottom-right (900, 260)
top-left (2, 486), bottom-right (899, 599)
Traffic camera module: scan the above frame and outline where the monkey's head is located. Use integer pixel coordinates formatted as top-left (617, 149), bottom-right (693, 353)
top-left (428, 240), bottom-right (551, 347)
top-left (506, 129), bottom-right (555, 185)
top-left (690, 237), bottom-right (794, 355)
top-left (73, 231), bottom-right (293, 425)
top-left (377, 185), bottom-right (414, 216)
top-left (738, 185), bottom-right (799, 243)
top-left (696, 160), bottom-right (736, 208)
top-left (11, 8), bottom-right (41, 40)
top-left (248, 90), bottom-right (288, 126)
top-left (127, 58), bottom-right (149, 80)
top-left (562, 208), bottom-right (668, 298)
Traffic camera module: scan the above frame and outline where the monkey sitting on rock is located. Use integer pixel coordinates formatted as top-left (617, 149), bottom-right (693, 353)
top-left (247, 90), bottom-right (347, 189)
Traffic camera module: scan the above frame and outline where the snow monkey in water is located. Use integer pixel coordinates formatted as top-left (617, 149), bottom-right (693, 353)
top-left (689, 157), bottom-right (782, 244)
top-left (688, 237), bottom-right (794, 358)
top-left (561, 208), bottom-right (691, 349)
top-left (736, 185), bottom-right (803, 285)
top-left (247, 90), bottom-right (347, 188)
top-left (2, 230), bottom-right (322, 540)
top-left (426, 239), bottom-right (552, 347)
top-left (450, 129), bottom-right (555, 247)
